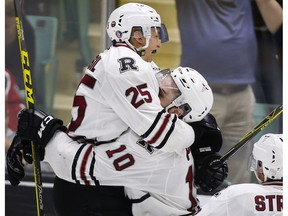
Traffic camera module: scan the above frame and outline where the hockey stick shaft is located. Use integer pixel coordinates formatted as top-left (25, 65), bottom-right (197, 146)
top-left (14, 0), bottom-right (45, 215)
top-left (215, 103), bottom-right (283, 165)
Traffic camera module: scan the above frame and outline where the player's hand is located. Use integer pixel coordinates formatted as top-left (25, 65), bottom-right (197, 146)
top-left (189, 113), bottom-right (223, 156)
top-left (16, 108), bottom-right (67, 147)
top-left (6, 135), bottom-right (46, 186)
top-left (6, 136), bottom-right (27, 186)
top-left (194, 153), bottom-right (228, 192)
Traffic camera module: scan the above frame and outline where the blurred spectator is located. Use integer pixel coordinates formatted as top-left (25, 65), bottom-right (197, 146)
top-left (175, 0), bottom-right (257, 184)
top-left (252, 0), bottom-right (283, 104)
top-left (255, 0), bottom-right (282, 34)
top-left (23, 0), bottom-right (57, 16)
top-left (5, 0), bottom-right (35, 94)
top-left (5, 68), bottom-right (25, 150)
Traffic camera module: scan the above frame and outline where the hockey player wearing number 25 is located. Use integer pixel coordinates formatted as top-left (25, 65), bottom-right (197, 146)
top-left (6, 3), bottom-right (228, 216)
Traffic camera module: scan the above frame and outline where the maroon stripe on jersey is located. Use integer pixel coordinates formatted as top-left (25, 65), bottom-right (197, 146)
top-left (114, 43), bottom-right (135, 52)
top-left (72, 143), bottom-right (87, 184)
top-left (80, 144), bottom-right (93, 185)
top-left (81, 74), bottom-right (96, 89)
top-left (155, 115), bottom-right (177, 149)
top-left (263, 181), bottom-right (283, 186)
top-left (89, 150), bottom-right (100, 186)
top-left (87, 55), bottom-right (101, 72)
top-left (141, 109), bottom-right (166, 139)
top-left (148, 113), bottom-right (171, 145)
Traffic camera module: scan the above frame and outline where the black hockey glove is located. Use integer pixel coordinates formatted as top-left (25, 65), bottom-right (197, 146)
top-left (6, 108), bottom-right (65, 186)
top-left (16, 108), bottom-right (67, 147)
top-left (194, 153), bottom-right (228, 192)
top-left (6, 136), bottom-right (29, 186)
top-left (189, 113), bottom-right (223, 157)
top-left (6, 136), bottom-right (45, 186)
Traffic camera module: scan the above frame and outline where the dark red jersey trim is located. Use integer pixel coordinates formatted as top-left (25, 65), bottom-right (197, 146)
top-left (81, 74), bottom-right (96, 89)
top-left (87, 55), bottom-right (101, 72)
top-left (148, 113), bottom-right (171, 144)
top-left (80, 144), bottom-right (93, 185)
top-left (72, 143), bottom-right (87, 184)
top-left (156, 115), bottom-right (177, 149)
top-left (141, 109), bottom-right (166, 139)
top-left (114, 43), bottom-right (136, 52)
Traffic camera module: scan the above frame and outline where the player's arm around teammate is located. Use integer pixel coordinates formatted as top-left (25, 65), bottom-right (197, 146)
top-left (6, 3), bottom-right (196, 215)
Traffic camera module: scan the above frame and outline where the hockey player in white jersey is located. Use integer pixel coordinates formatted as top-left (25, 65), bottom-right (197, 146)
top-left (7, 66), bottom-right (228, 215)
top-left (45, 67), bottom-right (215, 216)
top-left (6, 3), bottom-right (227, 215)
top-left (198, 133), bottom-right (283, 216)
top-left (7, 3), bottom-right (175, 215)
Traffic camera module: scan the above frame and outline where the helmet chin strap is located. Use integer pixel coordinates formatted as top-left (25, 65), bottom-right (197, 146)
top-left (254, 171), bottom-right (264, 184)
top-left (127, 36), bottom-right (151, 56)
top-left (165, 102), bottom-right (184, 117)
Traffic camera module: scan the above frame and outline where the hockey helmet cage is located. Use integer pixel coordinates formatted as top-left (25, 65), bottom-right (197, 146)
top-left (250, 133), bottom-right (283, 181)
top-left (106, 3), bottom-right (168, 49)
top-left (169, 67), bottom-right (213, 122)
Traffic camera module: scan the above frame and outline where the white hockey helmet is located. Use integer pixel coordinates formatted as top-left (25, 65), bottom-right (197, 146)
top-left (250, 133), bottom-right (283, 181)
top-left (157, 67), bottom-right (213, 122)
top-left (106, 3), bottom-right (168, 49)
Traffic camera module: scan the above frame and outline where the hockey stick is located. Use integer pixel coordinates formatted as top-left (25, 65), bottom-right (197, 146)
top-left (213, 103), bottom-right (283, 166)
top-left (14, 0), bottom-right (45, 215)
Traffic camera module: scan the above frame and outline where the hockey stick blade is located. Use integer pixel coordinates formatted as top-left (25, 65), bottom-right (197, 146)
top-left (213, 104), bottom-right (283, 167)
top-left (14, 0), bottom-right (45, 215)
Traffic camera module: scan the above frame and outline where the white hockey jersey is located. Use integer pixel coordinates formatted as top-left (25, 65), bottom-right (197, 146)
top-left (198, 182), bottom-right (283, 216)
top-left (45, 130), bottom-right (200, 215)
top-left (44, 44), bottom-right (199, 215)
top-left (67, 43), bottom-right (194, 154)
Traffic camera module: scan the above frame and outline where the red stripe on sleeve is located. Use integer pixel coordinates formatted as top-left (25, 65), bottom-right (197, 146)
top-left (148, 114), bottom-right (171, 145)
top-left (80, 145), bottom-right (93, 185)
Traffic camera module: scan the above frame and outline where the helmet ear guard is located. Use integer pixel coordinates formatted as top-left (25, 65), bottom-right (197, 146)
top-left (170, 67), bottom-right (214, 122)
top-left (250, 133), bottom-right (283, 181)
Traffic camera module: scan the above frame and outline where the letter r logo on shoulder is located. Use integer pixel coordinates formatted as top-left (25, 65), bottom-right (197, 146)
top-left (118, 57), bottom-right (138, 73)
top-left (38, 116), bottom-right (53, 138)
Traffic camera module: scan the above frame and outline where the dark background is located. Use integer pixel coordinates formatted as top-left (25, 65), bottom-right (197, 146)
top-left (5, 163), bottom-right (57, 216)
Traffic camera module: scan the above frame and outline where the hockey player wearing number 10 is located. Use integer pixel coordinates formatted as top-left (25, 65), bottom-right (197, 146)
top-left (6, 3), bottom-right (228, 215)
top-left (8, 66), bottom-right (228, 215)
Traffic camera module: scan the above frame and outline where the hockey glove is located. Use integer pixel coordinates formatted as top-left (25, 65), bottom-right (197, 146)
top-left (16, 108), bottom-right (67, 147)
top-left (194, 153), bottom-right (228, 192)
top-left (189, 113), bottom-right (223, 157)
top-left (6, 136), bottom-right (28, 186)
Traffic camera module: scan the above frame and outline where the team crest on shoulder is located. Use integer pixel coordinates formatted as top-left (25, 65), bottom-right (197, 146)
top-left (137, 138), bottom-right (154, 154)
top-left (118, 57), bottom-right (139, 73)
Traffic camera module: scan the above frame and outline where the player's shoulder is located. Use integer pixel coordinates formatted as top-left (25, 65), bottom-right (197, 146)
top-left (228, 182), bottom-right (282, 196)
top-left (215, 183), bottom-right (260, 197)
top-left (106, 44), bottom-right (141, 60)
top-left (107, 45), bottom-right (149, 68)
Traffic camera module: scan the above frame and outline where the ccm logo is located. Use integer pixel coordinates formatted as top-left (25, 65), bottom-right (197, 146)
top-left (38, 116), bottom-right (53, 138)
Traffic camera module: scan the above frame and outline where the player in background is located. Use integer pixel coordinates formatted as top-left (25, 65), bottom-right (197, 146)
top-left (5, 68), bottom-right (25, 149)
top-left (197, 133), bottom-right (283, 216)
